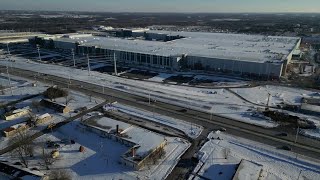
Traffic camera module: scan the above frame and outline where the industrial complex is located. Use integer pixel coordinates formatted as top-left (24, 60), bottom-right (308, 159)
top-left (37, 29), bottom-right (301, 79)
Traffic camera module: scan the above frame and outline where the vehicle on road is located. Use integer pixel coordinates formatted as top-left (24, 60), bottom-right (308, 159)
top-left (279, 145), bottom-right (292, 151)
top-left (276, 132), bottom-right (288, 137)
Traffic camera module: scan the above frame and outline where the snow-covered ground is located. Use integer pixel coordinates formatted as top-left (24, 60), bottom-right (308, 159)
top-left (0, 74), bottom-right (103, 150)
top-left (1, 56), bottom-right (320, 134)
top-left (1, 119), bottom-right (190, 180)
top-left (0, 58), bottom-right (279, 128)
top-left (189, 131), bottom-right (320, 180)
top-left (112, 103), bottom-right (203, 139)
top-left (232, 85), bottom-right (316, 106)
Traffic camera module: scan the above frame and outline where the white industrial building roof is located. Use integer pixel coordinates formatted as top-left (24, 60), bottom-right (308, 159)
top-left (57, 31), bottom-right (300, 63)
top-left (95, 117), bottom-right (165, 158)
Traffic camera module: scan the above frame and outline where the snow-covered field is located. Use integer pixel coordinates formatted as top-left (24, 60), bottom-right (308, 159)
top-left (0, 74), bottom-right (103, 150)
top-left (232, 85), bottom-right (317, 106)
top-left (1, 57), bottom-right (320, 135)
top-left (112, 103), bottom-right (203, 139)
top-left (189, 131), bottom-right (320, 180)
top-left (0, 58), bottom-right (279, 128)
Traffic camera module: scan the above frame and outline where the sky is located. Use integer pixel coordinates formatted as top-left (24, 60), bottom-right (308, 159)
top-left (0, 0), bottom-right (320, 13)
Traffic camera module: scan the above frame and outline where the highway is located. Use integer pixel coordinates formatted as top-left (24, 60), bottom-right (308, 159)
top-left (2, 65), bottom-right (320, 160)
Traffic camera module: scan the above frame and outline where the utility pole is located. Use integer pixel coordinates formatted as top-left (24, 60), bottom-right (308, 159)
top-left (113, 52), bottom-right (117, 76)
top-left (68, 73), bottom-right (71, 90)
top-left (36, 45), bottom-right (41, 61)
top-left (266, 93), bottom-right (271, 110)
top-left (6, 62), bottom-right (13, 95)
top-left (6, 43), bottom-right (10, 55)
top-left (71, 48), bottom-right (75, 67)
top-left (87, 54), bottom-right (91, 76)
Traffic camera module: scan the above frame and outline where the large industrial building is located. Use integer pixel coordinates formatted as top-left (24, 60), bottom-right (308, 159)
top-left (38, 30), bottom-right (301, 79)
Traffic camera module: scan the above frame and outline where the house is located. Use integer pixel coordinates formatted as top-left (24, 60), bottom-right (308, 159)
top-left (40, 99), bottom-right (70, 114)
top-left (35, 113), bottom-right (52, 125)
top-left (2, 122), bottom-right (29, 137)
top-left (0, 161), bottom-right (48, 180)
top-left (2, 107), bottom-right (30, 121)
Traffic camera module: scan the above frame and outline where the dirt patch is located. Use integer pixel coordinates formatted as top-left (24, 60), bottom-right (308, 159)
top-left (164, 75), bottom-right (194, 84)
top-left (121, 70), bottom-right (158, 79)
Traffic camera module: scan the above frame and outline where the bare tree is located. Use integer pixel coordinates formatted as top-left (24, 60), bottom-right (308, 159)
top-left (9, 130), bottom-right (34, 168)
top-left (27, 112), bottom-right (37, 127)
top-left (40, 144), bottom-right (55, 170)
top-left (49, 169), bottom-right (72, 180)
top-left (65, 95), bottom-right (75, 105)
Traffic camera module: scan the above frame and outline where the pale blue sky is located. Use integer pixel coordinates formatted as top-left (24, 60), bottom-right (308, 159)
top-left (0, 0), bottom-right (319, 13)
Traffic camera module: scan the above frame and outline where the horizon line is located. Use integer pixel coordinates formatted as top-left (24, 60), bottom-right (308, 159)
top-left (1, 9), bottom-right (320, 14)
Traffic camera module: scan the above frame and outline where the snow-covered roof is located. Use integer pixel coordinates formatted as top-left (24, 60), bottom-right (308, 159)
top-left (37, 113), bottom-right (51, 120)
top-left (12, 106), bottom-right (30, 114)
top-left (57, 30), bottom-right (300, 63)
top-left (96, 117), bottom-right (165, 158)
top-left (11, 122), bottom-right (28, 129)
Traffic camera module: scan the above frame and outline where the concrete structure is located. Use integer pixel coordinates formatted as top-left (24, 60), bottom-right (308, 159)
top-left (37, 30), bottom-right (301, 79)
top-left (0, 32), bottom-right (44, 44)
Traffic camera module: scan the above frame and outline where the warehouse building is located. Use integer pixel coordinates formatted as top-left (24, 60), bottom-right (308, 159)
top-left (38, 30), bottom-right (301, 79)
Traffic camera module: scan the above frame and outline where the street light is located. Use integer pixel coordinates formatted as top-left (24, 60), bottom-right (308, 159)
top-left (6, 62), bottom-right (13, 95)
top-left (113, 52), bottom-right (117, 76)
top-left (6, 43), bottom-right (10, 55)
top-left (36, 45), bottom-right (41, 61)
top-left (71, 48), bottom-right (75, 67)
top-left (210, 107), bottom-right (213, 121)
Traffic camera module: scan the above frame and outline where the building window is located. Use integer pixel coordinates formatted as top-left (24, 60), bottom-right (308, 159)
top-left (141, 54), bottom-right (146, 63)
top-left (146, 54), bottom-right (151, 64)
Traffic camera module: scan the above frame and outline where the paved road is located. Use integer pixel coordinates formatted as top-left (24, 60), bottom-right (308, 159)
top-left (4, 66), bottom-right (320, 157)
